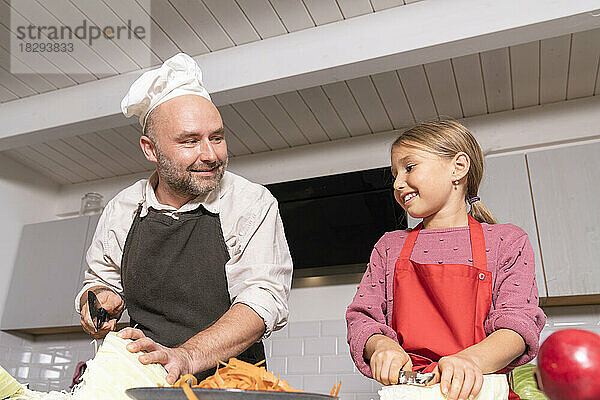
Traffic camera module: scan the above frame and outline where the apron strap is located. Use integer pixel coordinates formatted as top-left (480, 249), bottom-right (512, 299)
top-left (468, 215), bottom-right (487, 271)
top-left (399, 222), bottom-right (422, 260)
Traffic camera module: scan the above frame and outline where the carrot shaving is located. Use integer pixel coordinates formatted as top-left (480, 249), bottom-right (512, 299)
top-left (334, 381), bottom-right (342, 397)
top-left (180, 380), bottom-right (199, 400)
top-left (174, 374), bottom-right (198, 387)
top-left (173, 358), bottom-right (341, 399)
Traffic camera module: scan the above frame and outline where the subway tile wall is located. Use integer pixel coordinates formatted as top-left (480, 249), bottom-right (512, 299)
top-left (265, 319), bottom-right (382, 400)
top-left (0, 331), bottom-right (94, 392)
top-left (0, 305), bottom-right (599, 397)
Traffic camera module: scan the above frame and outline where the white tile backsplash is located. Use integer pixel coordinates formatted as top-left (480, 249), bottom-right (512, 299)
top-left (32, 352), bottom-right (53, 364)
top-left (265, 319), bottom-right (376, 397)
top-left (288, 321), bottom-right (321, 338)
top-left (281, 374), bottom-right (303, 389)
top-left (0, 330), bottom-right (90, 392)
top-left (320, 355), bottom-right (356, 374)
top-left (338, 373), bottom-right (375, 393)
top-left (270, 324), bottom-right (289, 339)
top-left (286, 356), bottom-right (319, 374)
top-left (337, 337), bottom-right (349, 355)
top-left (303, 374), bottom-right (338, 392)
top-left (321, 320), bottom-right (347, 337)
top-left (267, 357), bottom-right (287, 374)
top-left (304, 337), bottom-right (337, 355)
top-left (271, 338), bottom-right (304, 356)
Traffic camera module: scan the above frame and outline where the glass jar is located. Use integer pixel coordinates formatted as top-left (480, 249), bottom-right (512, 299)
top-left (80, 192), bottom-right (103, 216)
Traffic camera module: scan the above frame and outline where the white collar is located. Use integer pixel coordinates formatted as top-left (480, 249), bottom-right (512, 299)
top-left (140, 171), bottom-right (221, 217)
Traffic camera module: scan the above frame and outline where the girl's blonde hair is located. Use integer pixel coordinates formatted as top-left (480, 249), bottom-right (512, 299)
top-left (391, 120), bottom-right (497, 224)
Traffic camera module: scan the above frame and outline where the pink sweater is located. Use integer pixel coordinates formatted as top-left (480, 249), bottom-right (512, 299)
top-left (346, 222), bottom-right (546, 378)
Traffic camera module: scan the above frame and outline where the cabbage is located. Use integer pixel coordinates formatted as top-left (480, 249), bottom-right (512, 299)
top-left (378, 374), bottom-right (509, 400)
top-left (1, 365), bottom-right (25, 398)
top-left (73, 331), bottom-right (169, 399)
top-left (1, 332), bottom-right (169, 400)
top-left (512, 363), bottom-right (549, 400)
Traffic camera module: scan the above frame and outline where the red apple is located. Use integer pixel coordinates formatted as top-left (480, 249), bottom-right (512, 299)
top-left (537, 329), bottom-right (600, 400)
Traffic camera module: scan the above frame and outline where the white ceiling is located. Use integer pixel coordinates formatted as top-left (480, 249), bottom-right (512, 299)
top-left (1, 1), bottom-right (599, 185)
top-left (3, 27), bottom-right (600, 185)
top-left (0, 0), bottom-right (420, 102)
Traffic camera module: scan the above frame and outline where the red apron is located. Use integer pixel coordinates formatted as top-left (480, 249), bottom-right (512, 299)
top-left (391, 215), bottom-right (518, 399)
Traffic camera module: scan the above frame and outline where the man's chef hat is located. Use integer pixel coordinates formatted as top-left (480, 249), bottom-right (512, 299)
top-left (121, 53), bottom-right (211, 129)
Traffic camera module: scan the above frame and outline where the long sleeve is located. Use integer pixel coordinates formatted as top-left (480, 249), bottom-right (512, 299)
top-left (74, 199), bottom-right (126, 313)
top-left (484, 225), bottom-right (546, 367)
top-left (346, 234), bottom-right (398, 378)
top-left (225, 189), bottom-right (293, 339)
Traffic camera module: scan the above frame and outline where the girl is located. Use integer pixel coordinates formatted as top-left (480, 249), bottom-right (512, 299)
top-left (346, 121), bottom-right (545, 400)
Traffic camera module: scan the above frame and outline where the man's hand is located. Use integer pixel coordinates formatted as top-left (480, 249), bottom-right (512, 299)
top-left (365, 334), bottom-right (413, 385)
top-left (428, 354), bottom-right (483, 400)
top-left (80, 286), bottom-right (124, 339)
top-left (118, 327), bottom-right (194, 385)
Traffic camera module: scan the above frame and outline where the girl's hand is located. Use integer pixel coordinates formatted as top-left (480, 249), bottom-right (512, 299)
top-left (429, 354), bottom-right (483, 400)
top-left (366, 335), bottom-right (413, 385)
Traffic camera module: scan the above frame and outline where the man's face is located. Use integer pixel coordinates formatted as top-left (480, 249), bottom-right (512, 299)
top-left (145, 95), bottom-right (228, 198)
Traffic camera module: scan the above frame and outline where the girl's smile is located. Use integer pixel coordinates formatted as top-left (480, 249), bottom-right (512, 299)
top-left (402, 191), bottom-right (418, 204)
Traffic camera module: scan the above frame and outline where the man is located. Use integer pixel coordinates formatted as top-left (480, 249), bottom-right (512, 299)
top-left (75, 53), bottom-right (293, 385)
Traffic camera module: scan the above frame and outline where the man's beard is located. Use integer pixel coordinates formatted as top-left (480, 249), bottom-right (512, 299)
top-left (155, 146), bottom-right (227, 198)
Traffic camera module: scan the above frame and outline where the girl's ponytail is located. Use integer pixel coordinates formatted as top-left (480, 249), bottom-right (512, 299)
top-left (469, 200), bottom-right (497, 225)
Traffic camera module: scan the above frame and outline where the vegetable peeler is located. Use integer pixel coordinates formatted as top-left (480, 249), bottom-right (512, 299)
top-left (398, 371), bottom-right (435, 386)
top-left (88, 291), bottom-right (108, 330)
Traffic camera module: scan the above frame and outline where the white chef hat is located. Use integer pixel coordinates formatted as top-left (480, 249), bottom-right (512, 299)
top-left (121, 53), bottom-right (211, 129)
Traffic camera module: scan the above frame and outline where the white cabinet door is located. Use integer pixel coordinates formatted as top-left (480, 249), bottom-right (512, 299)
top-left (527, 142), bottom-right (600, 296)
top-left (480, 154), bottom-right (546, 297)
top-left (1, 216), bottom-right (89, 330)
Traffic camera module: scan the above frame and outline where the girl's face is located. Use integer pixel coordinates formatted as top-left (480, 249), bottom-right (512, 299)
top-left (391, 144), bottom-right (466, 222)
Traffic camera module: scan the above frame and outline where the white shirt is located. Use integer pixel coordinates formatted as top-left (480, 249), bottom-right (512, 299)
top-left (75, 171), bottom-right (293, 338)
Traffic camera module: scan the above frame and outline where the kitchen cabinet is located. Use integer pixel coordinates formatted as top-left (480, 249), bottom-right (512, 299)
top-left (1, 216), bottom-right (92, 330)
top-left (527, 142), bottom-right (600, 296)
top-left (2, 212), bottom-right (129, 332)
top-left (480, 153), bottom-right (547, 297)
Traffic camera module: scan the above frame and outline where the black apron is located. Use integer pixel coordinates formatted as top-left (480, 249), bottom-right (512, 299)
top-left (121, 204), bottom-right (265, 381)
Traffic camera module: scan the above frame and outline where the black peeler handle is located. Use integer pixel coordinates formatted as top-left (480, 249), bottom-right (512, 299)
top-left (96, 307), bottom-right (108, 330)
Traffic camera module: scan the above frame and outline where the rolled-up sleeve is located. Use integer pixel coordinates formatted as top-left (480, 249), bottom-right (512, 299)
top-left (484, 228), bottom-right (546, 368)
top-left (74, 200), bottom-right (124, 313)
top-left (227, 192), bottom-right (292, 339)
top-left (346, 235), bottom-right (398, 378)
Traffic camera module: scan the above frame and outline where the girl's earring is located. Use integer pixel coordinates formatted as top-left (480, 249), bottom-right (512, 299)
top-left (453, 180), bottom-right (459, 185)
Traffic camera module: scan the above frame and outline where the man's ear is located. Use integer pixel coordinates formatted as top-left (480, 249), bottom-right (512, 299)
top-left (452, 152), bottom-right (470, 182)
top-left (140, 135), bottom-right (158, 163)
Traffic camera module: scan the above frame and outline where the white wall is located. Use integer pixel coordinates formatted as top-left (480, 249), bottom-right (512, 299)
top-left (0, 154), bottom-right (60, 315)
